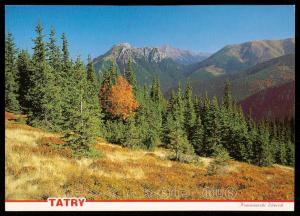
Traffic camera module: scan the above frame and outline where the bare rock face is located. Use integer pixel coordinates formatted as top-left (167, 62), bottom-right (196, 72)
top-left (115, 44), bottom-right (167, 63)
top-left (100, 42), bottom-right (210, 65)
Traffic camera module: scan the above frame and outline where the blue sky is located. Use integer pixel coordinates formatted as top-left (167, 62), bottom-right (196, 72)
top-left (5, 5), bottom-right (295, 60)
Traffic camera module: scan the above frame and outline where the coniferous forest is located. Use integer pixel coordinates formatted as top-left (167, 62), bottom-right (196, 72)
top-left (5, 22), bottom-right (295, 168)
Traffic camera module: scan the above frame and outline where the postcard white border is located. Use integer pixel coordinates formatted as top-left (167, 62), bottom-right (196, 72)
top-left (5, 201), bottom-right (294, 211)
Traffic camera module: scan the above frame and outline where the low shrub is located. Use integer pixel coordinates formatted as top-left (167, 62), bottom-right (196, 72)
top-left (206, 145), bottom-right (231, 176)
top-left (84, 148), bottom-right (105, 158)
top-left (167, 152), bottom-right (203, 166)
top-left (104, 120), bottom-right (127, 144)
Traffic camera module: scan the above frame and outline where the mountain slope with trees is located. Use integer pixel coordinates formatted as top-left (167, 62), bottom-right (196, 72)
top-left (240, 81), bottom-right (295, 121)
top-left (172, 53), bottom-right (295, 105)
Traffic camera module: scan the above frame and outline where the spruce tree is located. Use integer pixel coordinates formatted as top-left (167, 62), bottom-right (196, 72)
top-left (47, 28), bottom-right (62, 72)
top-left (99, 61), bottom-right (120, 119)
top-left (276, 128), bottom-right (288, 165)
top-left (184, 79), bottom-right (196, 142)
top-left (17, 50), bottom-right (32, 113)
top-left (61, 32), bottom-right (71, 70)
top-left (86, 55), bottom-right (103, 136)
top-left (218, 82), bottom-right (253, 162)
top-left (285, 140), bottom-right (295, 166)
top-left (46, 27), bottom-right (64, 129)
top-left (222, 80), bottom-right (234, 111)
top-left (27, 22), bottom-right (59, 129)
top-left (254, 123), bottom-right (273, 166)
top-left (247, 119), bottom-right (259, 163)
top-left (269, 136), bottom-right (279, 164)
top-left (191, 115), bottom-right (204, 155)
top-left (134, 87), bottom-right (160, 150)
top-left (149, 77), bottom-right (165, 145)
top-left (5, 33), bottom-right (20, 113)
top-left (64, 57), bottom-right (101, 154)
top-left (202, 96), bottom-right (221, 156)
top-left (125, 59), bottom-right (137, 93)
top-left (164, 82), bottom-right (194, 157)
top-left (173, 82), bottom-right (185, 129)
top-left (109, 61), bottom-right (118, 85)
top-left (60, 32), bottom-right (74, 130)
top-left (87, 55), bottom-right (99, 88)
top-left (165, 114), bottom-right (194, 161)
top-left (124, 116), bottom-right (146, 149)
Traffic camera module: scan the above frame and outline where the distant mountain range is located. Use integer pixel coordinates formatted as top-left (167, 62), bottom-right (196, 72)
top-left (93, 38), bottom-right (295, 121)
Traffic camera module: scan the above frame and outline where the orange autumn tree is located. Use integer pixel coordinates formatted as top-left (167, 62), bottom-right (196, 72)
top-left (107, 75), bottom-right (138, 120)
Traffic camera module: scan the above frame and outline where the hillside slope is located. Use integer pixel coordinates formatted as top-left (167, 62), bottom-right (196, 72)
top-left (187, 38), bottom-right (295, 79)
top-left (5, 116), bottom-right (294, 200)
top-left (240, 81), bottom-right (295, 121)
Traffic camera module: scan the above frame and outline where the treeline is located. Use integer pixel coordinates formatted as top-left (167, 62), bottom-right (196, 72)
top-left (5, 23), bottom-right (294, 166)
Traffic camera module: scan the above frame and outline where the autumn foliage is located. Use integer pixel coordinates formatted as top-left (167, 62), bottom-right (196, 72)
top-left (107, 75), bottom-right (138, 120)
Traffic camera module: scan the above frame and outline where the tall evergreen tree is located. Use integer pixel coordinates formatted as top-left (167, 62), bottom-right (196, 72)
top-left (222, 80), bottom-right (234, 111)
top-left (47, 28), bottom-right (62, 72)
top-left (86, 55), bottom-right (103, 136)
top-left (190, 114), bottom-right (204, 155)
top-left (46, 27), bottom-right (64, 129)
top-left (17, 50), bottom-right (32, 112)
top-left (87, 55), bottom-right (99, 88)
top-left (27, 22), bottom-right (59, 129)
top-left (253, 123), bottom-right (273, 166)
top-left (99, 61), bottom-right (119, 118)
top-left (173, 82), bottom-right (185, 129)
top-left (109, 61), bottom-right (118, 85)
top-left (5, 33), bottom-right (20, 113)
top-left (184, 79), bottom-right (196, 142)
top-left (149, 77), bottom-right (165, 144)
top-left (64, 57), bottom-right (101, 154)
top-left (164, 82), bottom-right (194, 157)
top-left (276, 127), bottom-right (288, 165)
top-left (61, 32), bottom-right (71, 70)
top-left (125, 59), bottom-right (137, 93)
top-left (60, 32), bottom-right (75, 130)
top-left (165, 112), bottom-right (194, 161)
top-left (285, 140), bottom-right (295, 166)
top-left (204, 96), bottom-right (222, 156)
top-left (150, 77), bottom-right (163, 103)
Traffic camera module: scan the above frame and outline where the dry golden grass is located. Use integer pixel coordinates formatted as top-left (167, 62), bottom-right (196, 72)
top-left (5, 121), bottom-right (294, 200)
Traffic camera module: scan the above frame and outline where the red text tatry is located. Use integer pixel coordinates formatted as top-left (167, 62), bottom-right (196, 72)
top-left (47, 198), bottom-right (86, 207)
